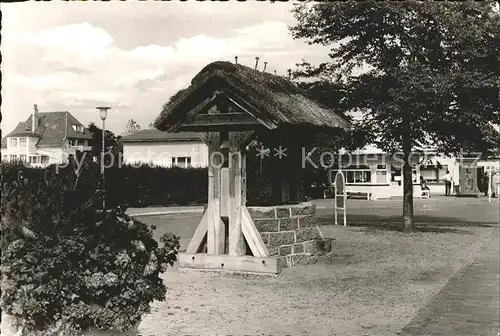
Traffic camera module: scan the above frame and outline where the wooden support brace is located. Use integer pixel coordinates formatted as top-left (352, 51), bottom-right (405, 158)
top-left (242, 206), bottom-right (269, 257)
top-left (178, 253), bottom-right (281, 275)
top-left (185, 209), bottom-right (208, 254)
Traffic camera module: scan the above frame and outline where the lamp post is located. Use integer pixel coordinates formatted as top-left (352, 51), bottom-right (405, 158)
top-left (96, 106), bottom-right (111, 211)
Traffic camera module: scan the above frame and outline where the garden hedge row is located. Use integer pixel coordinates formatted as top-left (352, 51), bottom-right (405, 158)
top-left (0, 162), bottom-right (282, 208)
top-left (0, 158), bottom-right (326, 208)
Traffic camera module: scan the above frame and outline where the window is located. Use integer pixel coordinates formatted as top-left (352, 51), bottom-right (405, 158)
top-left (20, 154), bottom-right (27, 162)
top-left (30, 156), bottom-right (39, 164)
top-left (391, 165), bottom-right (418, 184)
top-left (72, 125), bottom-right (84, 132)
top-left (41, 156), bottom-right (49, 164)
top-left (330, 166), bottom-right (371, 184)
top-left (10, 155), bottom-right (17, 162)
top-left (172, 157), bottom-right (192, 168)
top-left (420, 164), bottom-right (448, 183)
top-left (69, 139), bottom-right (78, 147)
top-left (19, 138), bottom-right (27, 147)
top-left (9, 138), bottom-right (17, 147)
top-left (2, 155), bottom-right (7, 161)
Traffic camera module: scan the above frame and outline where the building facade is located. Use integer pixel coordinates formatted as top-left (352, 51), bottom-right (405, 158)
top-left (326, 144), bottom-right (494, 199)
top-left (1, 105), bottom-right (93, 167)
top-left (121, 129), bottom-right (208, 168)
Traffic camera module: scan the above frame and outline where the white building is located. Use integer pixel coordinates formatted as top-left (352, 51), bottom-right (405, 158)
top-left (326, 143), bottom-right (497, 199)
top-left (1, 105), bottom-right (93, 167)
top-left (121, 129), bottom-right (208, 168)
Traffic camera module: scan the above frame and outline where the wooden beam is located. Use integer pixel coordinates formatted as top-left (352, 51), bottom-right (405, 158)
top-left (206, 136), bottom-right (225, 254)
top-left (242, 206), bottom-right (269, 257)
top-left (186, 209), bottom-right (208, 254)
top-left (220, 168), bottom-right (230, 217)
top-left (241, 151), bottom-right (247, 206)
top-left (224, 90), bottom-right (279, 130)
top-left (206, 172), bottom-right (216, 254)
top-left (178, 253), bottom-right (281, 274)
top-left (229, 131), bottom-right (255, 149)
top-left (182, 113), bottom-right (262, 127)
top-left (228, 150), bottom-right (246, 256)
top-left (167, 94), bottom-right (220, 133)
top-left (179, 124), bottom-right (266, 132)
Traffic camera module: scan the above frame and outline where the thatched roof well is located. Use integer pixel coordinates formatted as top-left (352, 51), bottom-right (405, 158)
top-left (154, 61), bottom-right (350, 132)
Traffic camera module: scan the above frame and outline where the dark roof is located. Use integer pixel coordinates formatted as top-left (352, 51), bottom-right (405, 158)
top-left (155, 61), bottom-right (351, 131)
top-left (121, 129), bottom-right (203, 143)
top-left (5, 111), bottom-right (92, 147)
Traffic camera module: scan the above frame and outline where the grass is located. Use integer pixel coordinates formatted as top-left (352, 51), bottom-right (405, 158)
top-left (137, 197), bottom-right (499, 335)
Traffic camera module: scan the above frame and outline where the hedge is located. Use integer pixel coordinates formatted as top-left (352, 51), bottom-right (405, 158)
top-left (0, 160), bottom-right (179, 335)
top-left (0, 157), bottom-right (324, 209)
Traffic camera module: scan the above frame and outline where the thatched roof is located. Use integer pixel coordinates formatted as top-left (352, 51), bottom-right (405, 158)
top-left (155, 61), bottom-right (350, 132)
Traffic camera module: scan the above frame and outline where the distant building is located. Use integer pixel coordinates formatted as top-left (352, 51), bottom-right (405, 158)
top-left (1, 105), bottom-right (93, 167)
top-left (327, 142), bottom-right (499, 199)
top-left (121, 129), bottom-right (208, 168)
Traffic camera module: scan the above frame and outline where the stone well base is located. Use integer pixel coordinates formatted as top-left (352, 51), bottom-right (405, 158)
top-left (247, 202), bottom-right (334, 268)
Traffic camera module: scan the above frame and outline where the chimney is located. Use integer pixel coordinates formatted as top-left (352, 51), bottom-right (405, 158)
top-left (254, 57), bottom-right (260, 70)
top-left (32, 104), bottom-right (39, 133)
top-left (287, 69), bottom-right (292, 80)
top-left (234, 56), bottom-right (238, 64)
top-left (263, 62), bottom-right (268, 72)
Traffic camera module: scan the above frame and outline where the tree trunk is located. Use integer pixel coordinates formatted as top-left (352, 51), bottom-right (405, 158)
top-left (402, 140), bottom-right (415, 232)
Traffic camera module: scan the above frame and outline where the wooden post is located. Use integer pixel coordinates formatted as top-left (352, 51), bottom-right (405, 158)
top-left (207, 133), bottom-right (225, 254)
top-left (229, 150), bottom-right (246, 256)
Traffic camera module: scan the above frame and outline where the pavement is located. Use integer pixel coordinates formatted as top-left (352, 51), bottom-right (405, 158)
top-left (126, 195), bottom-right (499, 217)
top-left (130, 196), bottom-right (500, 335)
top-left (399, 230), bottom-right (500, 336)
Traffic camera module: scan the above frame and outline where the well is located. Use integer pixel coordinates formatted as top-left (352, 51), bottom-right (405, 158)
top-left (154, 61), bottom-right (349, 275)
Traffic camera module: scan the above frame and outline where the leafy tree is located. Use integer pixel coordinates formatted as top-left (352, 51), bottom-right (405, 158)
top-left (148, 122), bottom-right (156, 130)
top-left (87, 122), bottom-right (123, 167)
top-left (291, 1), bottom-right (500, 231)
top-left (123, 119), bottom-right (141, 136)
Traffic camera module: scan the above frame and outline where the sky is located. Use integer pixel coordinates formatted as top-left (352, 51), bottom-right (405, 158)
top-left (1, 1), bottom-right (332, 136)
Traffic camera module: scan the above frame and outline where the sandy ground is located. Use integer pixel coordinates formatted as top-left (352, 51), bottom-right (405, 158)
top-left (138, 225), bottom-right (496, 335)
top-left (136, 198), bottom-right (499, 335)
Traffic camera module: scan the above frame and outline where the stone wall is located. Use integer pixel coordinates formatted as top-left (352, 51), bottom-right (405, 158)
top-left (247, 202), bottom-right (334, 268)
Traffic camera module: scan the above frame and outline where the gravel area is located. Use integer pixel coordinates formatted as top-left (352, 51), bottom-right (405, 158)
top-left (138, 223), bottom-right (496, 335)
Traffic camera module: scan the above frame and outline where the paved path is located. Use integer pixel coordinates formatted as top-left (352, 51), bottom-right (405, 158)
top-left (399, 231), bottom-right (500, 336)
top-left (127, 196), bottom-right (498, 216)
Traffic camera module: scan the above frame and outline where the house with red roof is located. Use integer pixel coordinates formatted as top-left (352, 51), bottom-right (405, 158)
top-left (1, 105), bottom-right (93, 167)
top-left (120, 129), bottom-right (208, 168)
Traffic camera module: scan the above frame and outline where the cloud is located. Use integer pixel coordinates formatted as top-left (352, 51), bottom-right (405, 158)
top-left (2, 15), bottom-right (327, 135)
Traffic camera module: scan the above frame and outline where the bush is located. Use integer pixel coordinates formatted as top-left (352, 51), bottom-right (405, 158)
top-left (0, 161), bottom-right (179, 335)
top-left (106, 164), bottom-right (208, 207)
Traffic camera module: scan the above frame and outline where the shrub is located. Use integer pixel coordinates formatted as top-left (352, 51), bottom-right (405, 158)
top-left (0, 161), bottom-right (179, 335)
top-left (105, 164), bottom-right (208, 207)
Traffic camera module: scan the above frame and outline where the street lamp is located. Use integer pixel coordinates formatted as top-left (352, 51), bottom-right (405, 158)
top-left (96, 106), bottom-right (111, 211)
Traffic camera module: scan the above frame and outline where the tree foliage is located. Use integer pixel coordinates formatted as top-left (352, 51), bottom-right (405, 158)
top-left (0, 161), bottom-right (179, 335)
top-left (87, 122), bottom-right (122, 166)
top-left (291, 0), bottom-right (500, 230)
